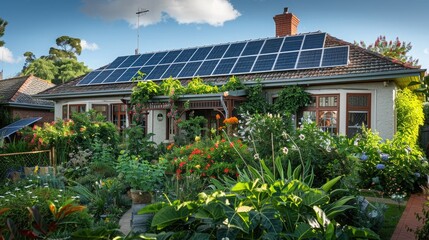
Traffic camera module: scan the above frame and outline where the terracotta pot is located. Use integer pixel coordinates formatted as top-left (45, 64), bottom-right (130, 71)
top-left (130, 189), bottom-right (152, 204)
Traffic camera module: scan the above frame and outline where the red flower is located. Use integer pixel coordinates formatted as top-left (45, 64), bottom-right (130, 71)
top-left (210, 147), bottom-right (214, 151)
top-left (230, 142), bottom-right (234, 148)
top-left (207, 155), bottom-right (211, 159)
top-left (224, 168), bottom-right (229, 174)
top-left (179, 161), bottom-right (186, 168)
top-left (176, 169), bottom-right (182, 175)
top-left (221, 139), bottom-right (226, 143)
top-left (214, 143), bottom-right (219, 148)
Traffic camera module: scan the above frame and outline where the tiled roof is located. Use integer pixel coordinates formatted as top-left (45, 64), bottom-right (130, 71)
top-left (38, 33), bottom-right (425, 98)
top-left (0, 75), bottom-right (55, 107)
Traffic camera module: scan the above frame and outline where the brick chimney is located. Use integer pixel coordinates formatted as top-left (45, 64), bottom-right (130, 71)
top-left (273, 7), bottom-right (300, 37)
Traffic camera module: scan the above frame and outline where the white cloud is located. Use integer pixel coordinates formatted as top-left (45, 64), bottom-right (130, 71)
top-left (424, 48), bottom-right (429, 55)
top-left (0, 47), bottom-right (16, 63)
top-left (81, 0), bottom-right (241, 27)
top-left (81, 39), bottom-right (99, 51)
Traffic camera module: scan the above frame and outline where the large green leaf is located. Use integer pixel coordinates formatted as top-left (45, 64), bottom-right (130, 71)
top-left (151, 205), bottom-right (192, 229)
top-left (291, 223), bottom-right (317, 239)
top-left (301, 189), bottom-right (329, 206)
top-left (222, 204), bottom-right (250, 233)
top-left (321, 176), bottom-right (342, 192)
top-left (138, 202), bottom-right (167, 214)
top-left (323, 196), bottom-right (355, 219)
top-left (313, 205), bottom-right (330, 227)
top-left (195, 202), bottom-right (225, 220)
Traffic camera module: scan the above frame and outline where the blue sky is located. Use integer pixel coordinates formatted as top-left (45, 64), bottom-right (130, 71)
top-left (0, 0), bottom-right (428, 79)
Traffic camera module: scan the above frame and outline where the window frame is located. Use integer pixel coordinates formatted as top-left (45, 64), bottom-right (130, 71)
top-left (299, 94), bottom-right (340, 134)
top-left (346, 93), bottom-right (371, 137)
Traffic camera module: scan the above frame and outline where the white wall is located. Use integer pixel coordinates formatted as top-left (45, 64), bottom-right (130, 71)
top-left (265, 81), bottom-right (397, 139)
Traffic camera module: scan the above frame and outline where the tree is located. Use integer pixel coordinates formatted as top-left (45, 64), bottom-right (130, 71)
top-left (356, 36), bottom-right (419, 66)
top-left (54, 58), bottom-right (89, 84)
top-left (21, 36), bottom-right (90, 83)
top-left (0, 18), bottom-right (8, 47)
top-left (49, 36), bottom-right (82, 59)
top-left (22, 58), bottom-right (58, 81)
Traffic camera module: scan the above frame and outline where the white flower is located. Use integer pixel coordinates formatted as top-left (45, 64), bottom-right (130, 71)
top-left (32, 196), bottom-right (38, 199)
top-left (0, 196), bottom-right (4, 198)
top-left (254, 153), bottom-right (260, 160)
top-left (299, 134), bottom-right (305, 140)
top-left (54, 200), bottom-right (59, 203)
top-left (282, 147), bottom-right (289, 155)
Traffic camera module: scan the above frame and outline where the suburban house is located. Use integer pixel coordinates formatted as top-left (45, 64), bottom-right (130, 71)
top-left (37, 8), bottom-right (426, 144)
top-left (0, 75), bottom-right (55, 128)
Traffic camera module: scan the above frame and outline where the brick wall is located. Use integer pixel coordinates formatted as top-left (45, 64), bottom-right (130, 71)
top-left (10, 108), bottom-right (54, 125)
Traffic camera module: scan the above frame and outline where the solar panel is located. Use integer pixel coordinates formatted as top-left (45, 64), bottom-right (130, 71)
top-left (146, 52), bottom-right (168, 65)
top-left (0, 117), bottom-right (41, 139)
top-left (162, 63), bottom-right (186, 79)
top-left (77, 71), bottom-right (102, 85)
top-left (178, 61), bottom-right (203, 77)
top-left (175, 48), bottom-right (197, 62)
top-left (224, 42), bottom-right (246, 58)
top-left (241, 40), bottom-right (264, 56)
top-left (260, 38), bottom-right (284, 54)
top-left (103, 69), bottom-right (127, 83)
top-left (231, 56), bottom-right (257, 73)
top-left (117, 67), bottom-right (140, 82)
top-left (302, 33), bottom-right (326, 50)
top-left (213, 58), bottom-right (237, 75)
top-left (118, 55), bottom-right (140, 68)
top-left (132, 53), bottom-right (154, 67)
top-left (252, 54), bottom-right (277, 72)
top-left (139, 66), bottom-right (155, 80)
top-left (146, 65), bottom-right (169, 80)
top-left (89, 70), bottom-right (114, 84)
top-left (190, 47), bottom-right (213, 61)
top-left (274, 52), bottom-right (299, 70)
top-left (107, 56), bottom-right (128, 69)
top-left (282, 35), bottom-right (304, 52)
top-left (160, 50), bottom-right (182, 64)
top-left (322, 46), bottom-right (349, 67)
top-left (76, 32), bottom-right (349, 86)
top-left (296, 49), bottom-right (323, 68)
top-left (206, 45), bottom-right (229, 60)
top-left (196, 60), bottom-right (219, 76)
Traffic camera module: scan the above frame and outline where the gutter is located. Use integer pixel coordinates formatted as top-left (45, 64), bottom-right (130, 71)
top-left (244, 69), bottom-right (424, 88)
top-left (1, 102), bottom-right (54, 110)
top-left (36, 89), bottom-right (133, 100)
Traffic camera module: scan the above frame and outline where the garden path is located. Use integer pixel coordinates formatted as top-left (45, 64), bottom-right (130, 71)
top-left (119, 208), bottom-right (132, 235)
top-left (391, 193), bottom-right (427, 240)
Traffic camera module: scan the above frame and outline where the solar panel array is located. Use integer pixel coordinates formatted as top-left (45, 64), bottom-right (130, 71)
top-left (77, 32), bottom-right (349, 86)
top-left (0, 117), bottom-right (41, 139)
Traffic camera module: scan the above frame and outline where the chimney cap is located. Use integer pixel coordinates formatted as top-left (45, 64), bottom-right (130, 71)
top-left (284, 7), bottom-right (288, 13)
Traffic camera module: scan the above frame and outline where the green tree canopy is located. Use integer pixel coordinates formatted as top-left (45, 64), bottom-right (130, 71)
top-left (0, 18), bottom-right (8, 47)
top-left (49, 35), bottom-right (82, 59)
top-left (356, 36), bottom-right (419, 66)
top-left (21, 36), bottom-right (90, 83)
top-left (22, 58), bottom-right (58, 81)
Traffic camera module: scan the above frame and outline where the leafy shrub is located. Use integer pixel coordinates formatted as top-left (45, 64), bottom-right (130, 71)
top-left (355, 128), bottom-right (429, 195)
top-left (219, 76), bottom-right (245, 92)
top-left (139, 177), bottom-right (379, 239)
top-left (185, 77), bottom-right (218, 94)
top-left (396, 88), bottom-right (424, 147)
top-left (175, 116), bottom-right (208, 144)
top-left (163, 136), bottom-right (250, 180)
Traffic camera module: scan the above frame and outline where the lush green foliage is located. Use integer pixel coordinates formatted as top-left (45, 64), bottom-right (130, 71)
top-left (273, 85), bottom-right (311, 114)
top-left (139, 177), bottom-right (378, 240)
top-left (410, 75), bottom-right (429, 102)
top-left (219, 76), bottom-right (245, 92)
top-left (21, 36), bottom-right (90, 83)
top-left (0, 180), bottom-right (91, 237)
top-left (176, 116), bottom-right (208, 144)
top-left (0, 18), bottom-right (7, 47)
top-left (395, 88), bottom-right (424, 147)
top-left (239, 80), bottom-right (271, 114)
top-left (185, 77), bottom-right (219, 94)
top-left (355, 128), bottom-right (428, 195)
top-left (164, 136), bottom-right (250, 180)
top-left (356, 36), bottom-right (418, 66)
top-left (131, 80), bottom-right (161, 105)
top-left (116, 150), bottom-right (166, 192)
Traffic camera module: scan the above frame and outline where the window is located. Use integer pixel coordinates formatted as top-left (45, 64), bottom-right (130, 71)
top-left (347, 93), bottom-right (371, 137)
top-left (62, 105), bottom-right (68, 119)
top-left (92, 104), bottom-right (109, 120)
top-left (112, 104), bottom-right (127, 130)
top-left (69, 104), bottom-right (86, 117)
top-left (299, 94), bottom-right (339, 134)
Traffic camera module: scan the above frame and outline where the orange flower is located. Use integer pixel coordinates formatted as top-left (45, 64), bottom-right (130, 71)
top-left (167, 143), bottom-right (174, 150)
top-left (216, 114), bottom-right (221, 120)
top-left (223, 116), bottom-right (239, 125)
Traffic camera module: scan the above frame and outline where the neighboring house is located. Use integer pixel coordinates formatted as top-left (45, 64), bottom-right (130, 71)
top-left (0, 75), bottom-right (55, 127)
top-left (37, 8), bottom-right (425, 144)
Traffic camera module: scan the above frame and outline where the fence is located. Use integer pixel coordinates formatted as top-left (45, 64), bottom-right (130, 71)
top-left (0, 149), bottom-right (55, 181)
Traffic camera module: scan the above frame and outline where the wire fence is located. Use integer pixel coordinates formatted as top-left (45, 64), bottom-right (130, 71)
top-left (0, 150), bottom-right (54, 181)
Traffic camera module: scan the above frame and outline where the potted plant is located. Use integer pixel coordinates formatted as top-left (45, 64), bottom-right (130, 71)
top-left (116, 150), bottom-right (165, 204)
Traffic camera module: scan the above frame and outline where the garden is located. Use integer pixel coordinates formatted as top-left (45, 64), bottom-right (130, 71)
top-left (1, 76), bottom-right (429, 239)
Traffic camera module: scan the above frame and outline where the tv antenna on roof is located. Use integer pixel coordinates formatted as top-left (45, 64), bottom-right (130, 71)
top-left (135, 8), bottom-right (149, 55)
